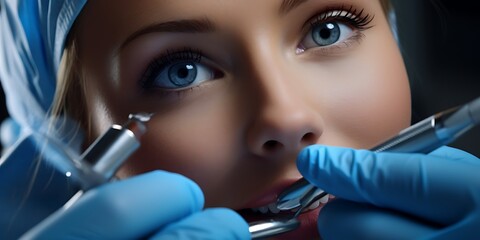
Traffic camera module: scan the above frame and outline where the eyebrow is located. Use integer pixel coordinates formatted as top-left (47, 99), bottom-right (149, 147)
top-left (120, 1), bottom-right (307, 51)
top-left (120, 18), bottom-right (215, 50)
top-left (279, 0), bottom-right (310, 15)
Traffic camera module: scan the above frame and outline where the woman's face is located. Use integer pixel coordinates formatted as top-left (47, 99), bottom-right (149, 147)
top-left (75, 0), bottom-right (410, 238)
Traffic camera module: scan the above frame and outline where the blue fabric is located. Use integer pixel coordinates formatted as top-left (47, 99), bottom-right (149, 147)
top-left (0, 132), bottom-right (81, 239)
top-left (0, 117), bottom-right (21, 151)
top-left (297, 145), bottom-right (480, 239)
top-left (0, 0), bottom-right (87, 147)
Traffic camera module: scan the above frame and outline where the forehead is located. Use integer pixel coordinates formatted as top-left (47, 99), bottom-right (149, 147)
top-left (75, 0), bottom-right (387, 45)
top-left (78, 0), bottom-right (386, 23)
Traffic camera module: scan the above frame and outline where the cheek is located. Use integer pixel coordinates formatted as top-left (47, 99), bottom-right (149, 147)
top-left (331, 61), bottom-right (410, 147)
top-left (116, 92), bottom-right (246, 206)
top-left (301, 38), bottom-right (411, 148)
top-left (329, 49), bottom-right (411, 147)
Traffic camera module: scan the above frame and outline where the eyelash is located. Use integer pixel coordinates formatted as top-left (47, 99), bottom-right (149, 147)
top-left (309, 5), bottom-right (374, 30)
top-left (301, 5), bottom-right (374, 54)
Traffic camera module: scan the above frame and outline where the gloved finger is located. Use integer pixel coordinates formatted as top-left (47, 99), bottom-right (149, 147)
top-left (318, 199), bottom-right (437, 240)
top-left (429, 146), bottom-right (480, 165)
top-left (297, 145), bottom-right (479, 225)
top-left (22, 170), bottom-right (204, 239)
top-left (151, 208), bottom-right (250, 240)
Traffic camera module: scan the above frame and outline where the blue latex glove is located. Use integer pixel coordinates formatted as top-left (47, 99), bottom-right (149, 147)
top-left (297, 145), bottom-right (480, 239)
top-left (22, 171), bottom-right (250, 239)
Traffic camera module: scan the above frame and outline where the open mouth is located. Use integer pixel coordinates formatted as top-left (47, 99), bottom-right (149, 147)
top-left (259, 192), bottom-right (329, 213)
top-left (237, 193), bottom-right (333, 239)
top-left (233, 178), bottom-right (336, 239)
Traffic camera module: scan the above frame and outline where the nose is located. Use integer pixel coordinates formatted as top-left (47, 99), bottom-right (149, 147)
top-left (245, 65), bottom-right (323, 158)
top-left (247, 97), bottom-right (323, 157)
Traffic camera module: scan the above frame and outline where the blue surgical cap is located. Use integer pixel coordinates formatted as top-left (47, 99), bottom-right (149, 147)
top-left (0, 0), bottom-right (87, 146)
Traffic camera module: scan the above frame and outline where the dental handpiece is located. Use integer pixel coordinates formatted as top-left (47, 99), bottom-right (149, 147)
top-left (277, 96), bottom-right (480, 212)
top-left (81, 113), bottom-right (151, 187)
top-left (63, 113), bottom-right (152, 206)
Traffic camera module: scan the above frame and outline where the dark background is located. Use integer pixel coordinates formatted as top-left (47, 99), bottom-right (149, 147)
top-left (392, 0), bottom-right (479, 157)
top-left (0, 1), bottom-right (478, 156)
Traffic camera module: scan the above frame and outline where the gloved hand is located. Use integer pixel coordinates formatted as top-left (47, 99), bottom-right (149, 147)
top-left (21, 170), bottom-right (250, 240)
top-left (297, 145), bottom-right (480, 240)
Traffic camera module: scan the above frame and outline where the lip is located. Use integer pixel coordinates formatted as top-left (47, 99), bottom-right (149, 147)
top-left (241, 179), bottom-right (300, 209)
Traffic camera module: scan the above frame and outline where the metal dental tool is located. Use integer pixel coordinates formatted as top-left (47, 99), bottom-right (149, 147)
top-left (278, 96), bottom-right (480, 212)
top-left (249, 218), bottom-right (300, 239)
top-left (63, 113), bottom-right (152, 207)
top-left (249, 96), bottom-right (480, 239)
top-left (81, 112), bottom-right (152, 185)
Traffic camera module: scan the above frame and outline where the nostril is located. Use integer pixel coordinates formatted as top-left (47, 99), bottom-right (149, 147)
top-left (301, 132), bottom-right (317, 145)
top-left (263, 140), bottom-right (284, 152)
top-left (262, 132), bottom-right (317, 153)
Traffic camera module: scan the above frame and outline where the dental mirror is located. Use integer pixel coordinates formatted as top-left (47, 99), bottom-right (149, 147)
top-left (276, 179), bottom-right (314, 210)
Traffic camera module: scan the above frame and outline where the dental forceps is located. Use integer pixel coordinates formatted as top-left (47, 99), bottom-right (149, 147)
top-left (249, 96), bottom-right (480, 239)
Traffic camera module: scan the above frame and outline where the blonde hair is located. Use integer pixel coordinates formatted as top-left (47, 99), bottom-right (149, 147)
top-left (380, 0), bottom-right (391, 14)
top-left (51, 27), bottom-right (92, 143)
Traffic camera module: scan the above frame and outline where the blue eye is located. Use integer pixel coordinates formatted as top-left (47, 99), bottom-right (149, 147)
top-left (297, 8), bottom-right (374, 54)
top-left (142, 50), bottom-right (216, 90)
top-left (169, 62), bottom-right (197, 87)
top-left (312, 22), bottom-right (341, 46)
top-left (150, 61), bottom-right (214, 89)
top-left (153, 61), bottom-right (213, 89)
top-left (300, 21), bottom-right (353, 50)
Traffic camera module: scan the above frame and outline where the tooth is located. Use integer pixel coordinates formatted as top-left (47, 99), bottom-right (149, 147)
top-left (320, 194), bottom-right (329, 204)
top-left (308, 200), bottom-right (320, 210)
top-left (268, 203), bottom-right (280, 214)
top-left (259, 206), bottom-right (268, 214)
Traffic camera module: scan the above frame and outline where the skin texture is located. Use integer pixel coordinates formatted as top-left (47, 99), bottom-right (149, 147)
top-left (72, 0), bottom-right (409, 222)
